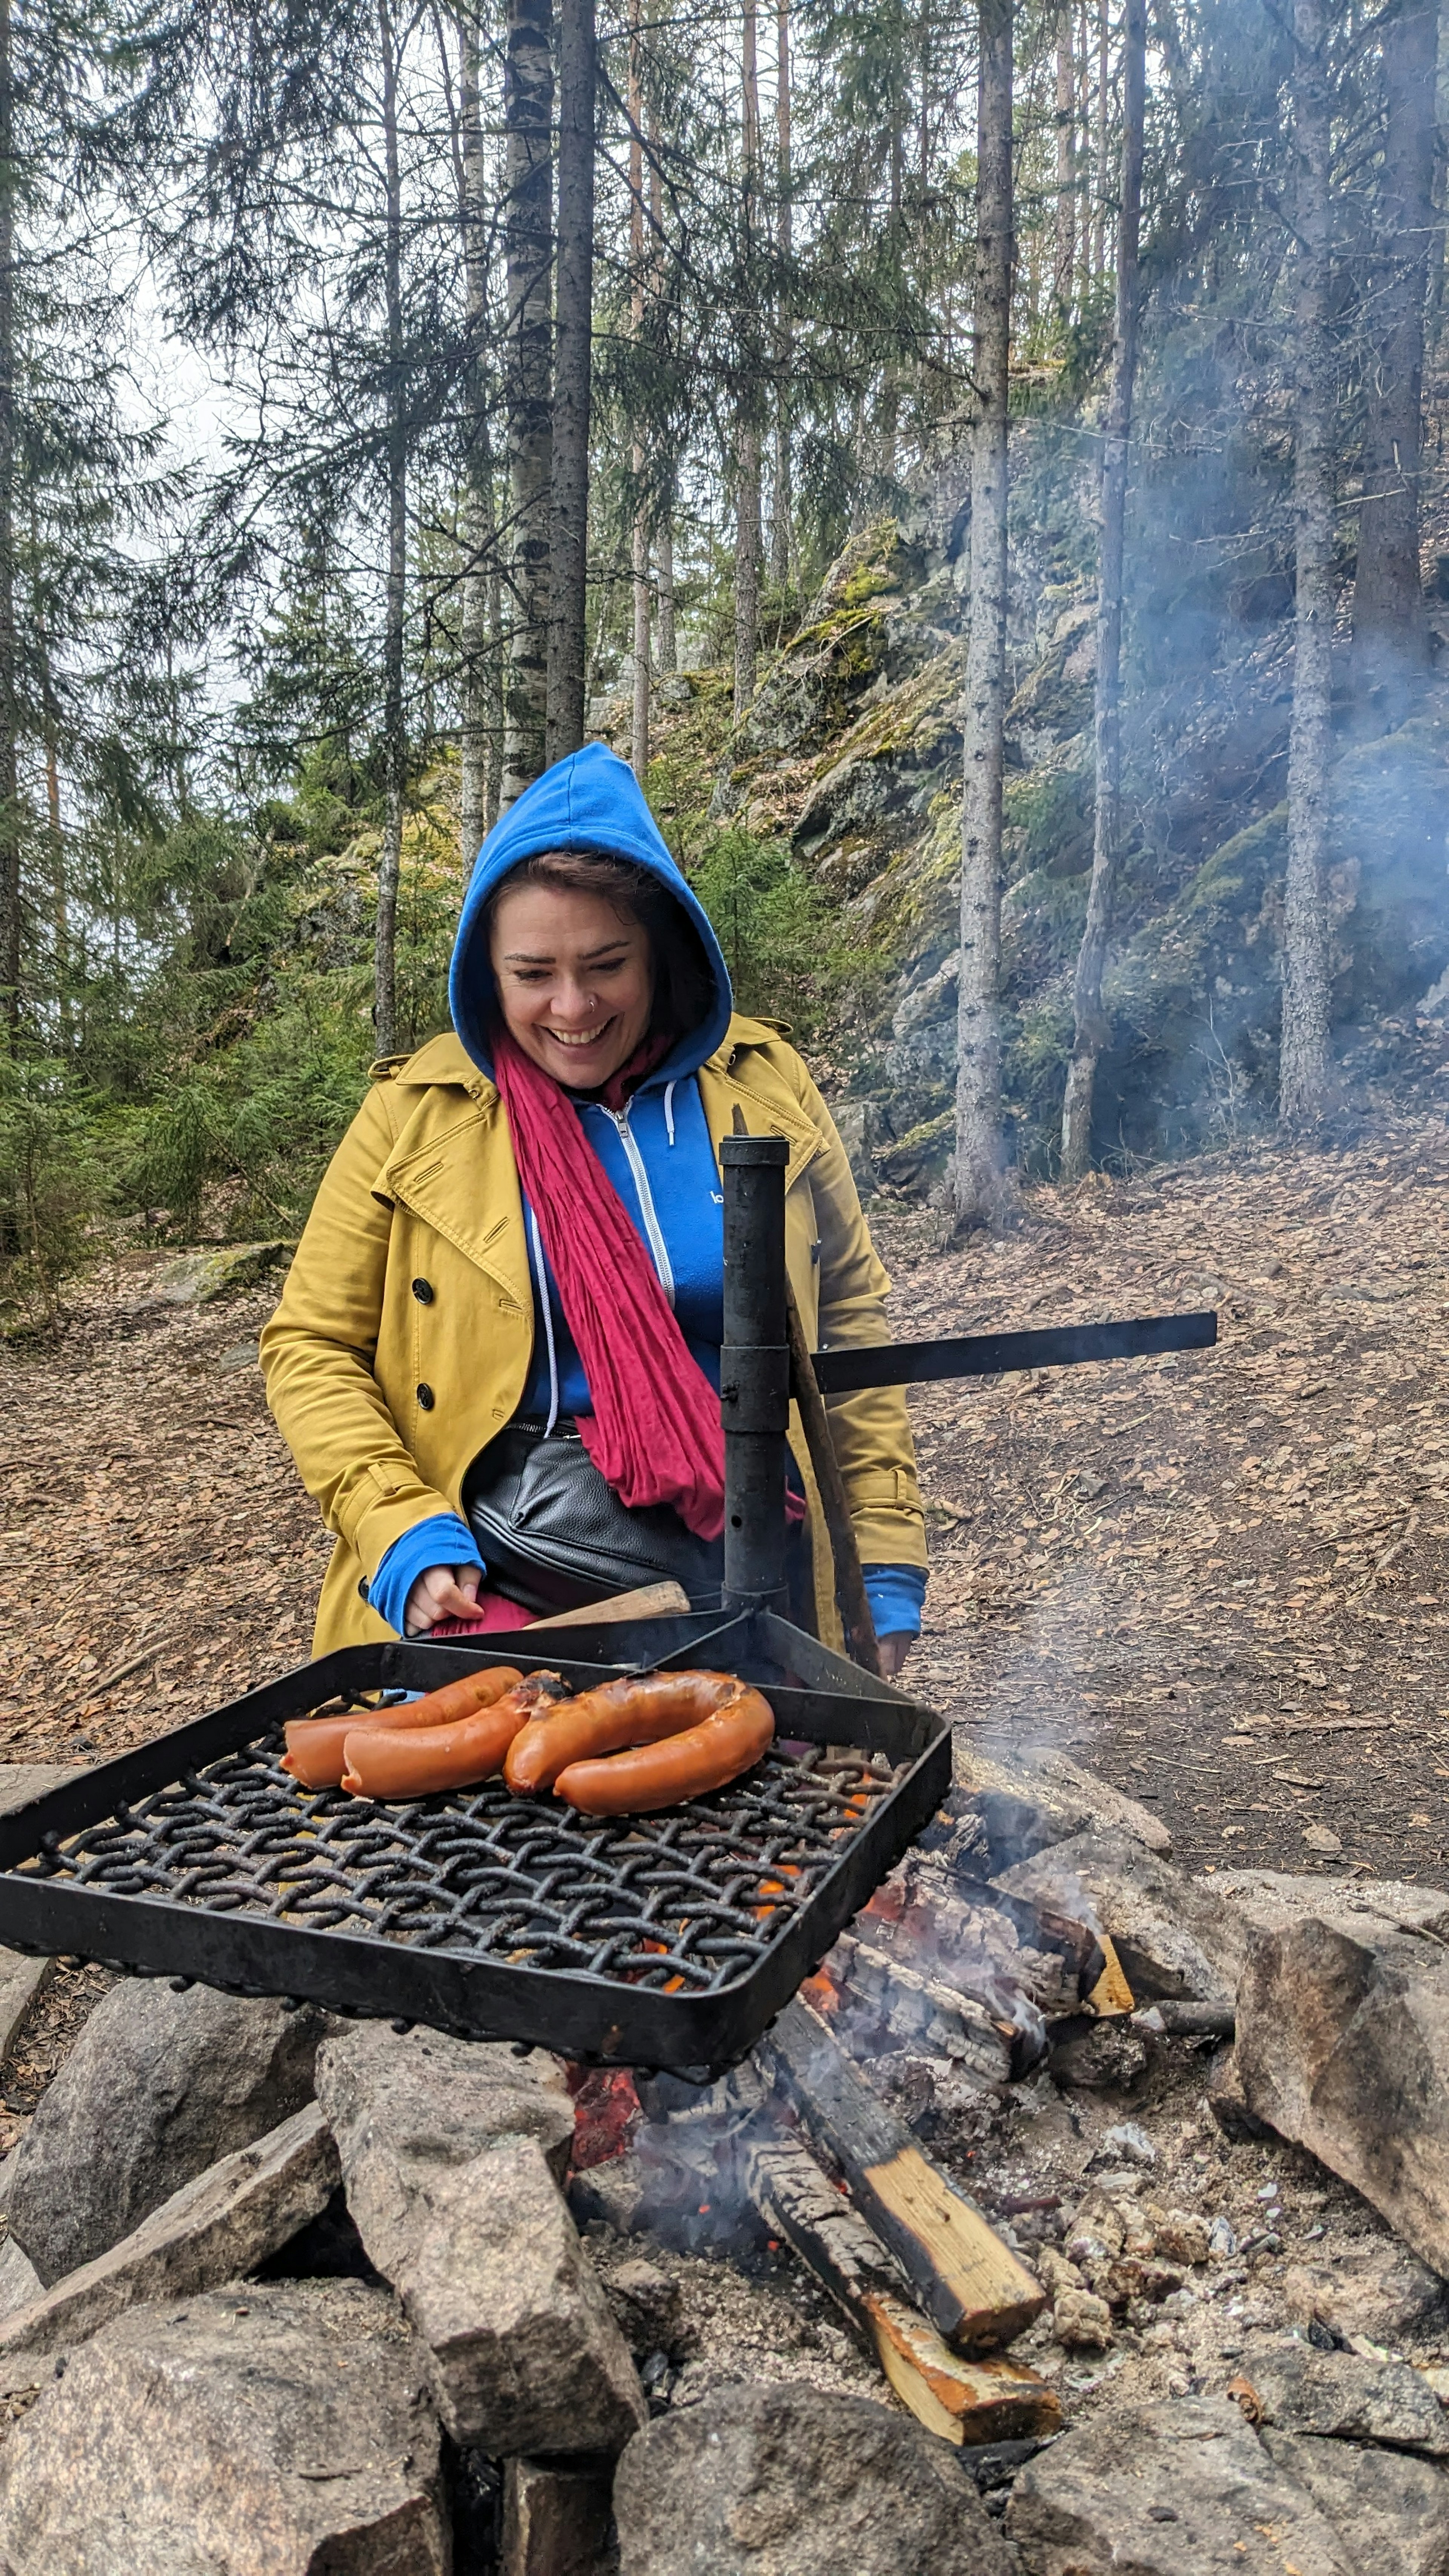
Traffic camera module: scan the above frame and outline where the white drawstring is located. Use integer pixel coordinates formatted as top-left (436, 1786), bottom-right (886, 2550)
top-left (664, 1080), bottom-right (677, 1146)
top-left (528, 1206), bottom-right (561, 1435)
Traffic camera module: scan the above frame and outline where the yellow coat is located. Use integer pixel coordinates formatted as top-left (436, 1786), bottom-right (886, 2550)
top-left (260, 1015), bottom-right (925, 1656)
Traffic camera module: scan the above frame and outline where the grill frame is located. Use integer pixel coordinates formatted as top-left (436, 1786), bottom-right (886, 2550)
top-left (0, 1612), bottom-right (948, 2074)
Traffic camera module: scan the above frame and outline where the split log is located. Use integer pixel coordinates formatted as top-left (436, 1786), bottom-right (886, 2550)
top-left (743, 2121), bottom-right (1059, 2445)
top-left (824, 1930), bottom-right (1020, 2083)
top-left (754, 1999), bottom-right (1045, 2351)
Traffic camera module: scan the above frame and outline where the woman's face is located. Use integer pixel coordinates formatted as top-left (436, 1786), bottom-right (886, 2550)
top-left (489, 880), bottom-right (655, 1088)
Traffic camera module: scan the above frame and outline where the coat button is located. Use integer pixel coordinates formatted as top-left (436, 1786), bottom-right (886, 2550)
top-left (357, 1577), bottom-right (369, 1600)
top-left (417, 1384), bottom-right (435, 1410)
top-left (411, 1278), bottom-right (434, 1304)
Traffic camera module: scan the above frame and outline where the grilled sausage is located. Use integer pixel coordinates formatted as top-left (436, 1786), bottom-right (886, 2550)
top-left (281, 1665), bottom-right (526, 1790)
top-left (504, 1670), bottom-right (748, 1796)
top-left (340, 1670), bottom-right (571, 1801)
top-left (555, 1684), bottom-right (775, 1815)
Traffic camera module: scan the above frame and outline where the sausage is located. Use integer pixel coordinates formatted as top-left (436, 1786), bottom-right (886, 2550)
top-left (281, 1666), bottom-right (526, 1790)
top-left (555, 1684), bottom-right (775, 1816)
top-left (505, 1670), bottom-right (749, 1796)
top-left (340, 1670), bottom-right (571, 1801)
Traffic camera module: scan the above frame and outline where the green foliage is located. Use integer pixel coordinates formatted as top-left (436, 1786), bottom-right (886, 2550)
top-left (0, 1059), bottom-right (120, 1329)
top-left (686, 823), bottom-right (887, 1049)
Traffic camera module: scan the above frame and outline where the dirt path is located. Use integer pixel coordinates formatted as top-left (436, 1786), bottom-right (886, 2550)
top-left (3, 1115), bottom-right (1447, 1893)
top-left (879, 1109), bottom-right (1449, 1885)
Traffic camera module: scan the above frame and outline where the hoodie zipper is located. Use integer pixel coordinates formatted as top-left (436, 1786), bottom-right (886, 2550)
top-left (596, 1102), bottom-right (675, 1306)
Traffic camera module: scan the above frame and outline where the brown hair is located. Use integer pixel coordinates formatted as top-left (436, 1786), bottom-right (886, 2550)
top-left (485, 849), bottom-right (716, 1041)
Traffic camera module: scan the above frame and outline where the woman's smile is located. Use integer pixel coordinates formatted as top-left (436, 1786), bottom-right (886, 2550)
top-left (490, 881), bottom-right (655, 1086)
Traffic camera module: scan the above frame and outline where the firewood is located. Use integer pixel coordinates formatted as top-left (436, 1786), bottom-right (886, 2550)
top-left (743, 2122), bottom-right (1060, 2446)
top-left (525, 1581), bottom-right (692, 1631)
top-left (754, 1999), bottom-right (1046, 2352)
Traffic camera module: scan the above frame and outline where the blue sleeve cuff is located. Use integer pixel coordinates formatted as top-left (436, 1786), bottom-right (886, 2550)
top-left (369, 1514), bottom-right (485, 1638)
top-left (861, 1562), bottom-right (927, 1639)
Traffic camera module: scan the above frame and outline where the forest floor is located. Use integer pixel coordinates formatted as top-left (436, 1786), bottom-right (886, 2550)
top-left (2, 1108), bottom-right (1447, 1890)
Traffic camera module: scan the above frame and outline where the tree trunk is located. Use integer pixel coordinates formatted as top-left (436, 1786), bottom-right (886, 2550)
top-left (546, 0), bottom-right (594, 765)
top-left (1092, 0), bottom-right (1109, 286)
top-left (374, 0), bottom-right (406, 1061)
top-left (628, 0), bottom-right (649, 781)
top-left (1349, 0), bottom-right (1437, 721)
top-left (771, 0), bottom-right (792, 587)
top-left (500, 0), bottom-right (553, 810)
top-left (0, 0), bottom-right (17, 1047)
top-left (1060, 0), bottom-right (1144, 1183)
top-left (734, 0), bottom-right (761, 718)
top-left (655, 505), bottom-right (677, 672)
top-left (458, 9), bottom-right (492, 866)
top-left (1280, 0), bottom-right (1335, 1129)
top-left (953, 0), bottom-right (1013, 1229)
top-left (1054, 3), bottom-right (1075, 311)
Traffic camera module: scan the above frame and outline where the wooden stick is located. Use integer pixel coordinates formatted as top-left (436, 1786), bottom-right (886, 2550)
top-left (755, 1998), bottom-right (1045, 2353)
top-left (524, 1581), bottom-right (692, 1632)
top-left (743, 2121), bottom-right (1060, 2445)
top-left (783, 1284), bottom-right (882, 1678)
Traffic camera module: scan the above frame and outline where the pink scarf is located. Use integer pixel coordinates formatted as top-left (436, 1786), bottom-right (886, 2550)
top-left (493, 1030), bottom-right (727, 1542)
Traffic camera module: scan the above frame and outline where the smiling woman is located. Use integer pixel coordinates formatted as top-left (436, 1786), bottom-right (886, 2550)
top-left (258, 743), bottom-right (927, 1670)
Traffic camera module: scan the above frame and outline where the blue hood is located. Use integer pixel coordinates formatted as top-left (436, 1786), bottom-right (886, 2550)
top-left (449, 743), bottom-right (733, 1082)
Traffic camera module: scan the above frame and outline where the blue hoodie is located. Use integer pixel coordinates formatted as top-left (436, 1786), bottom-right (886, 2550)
top-left (370, 744), bottom-right (924, 1643)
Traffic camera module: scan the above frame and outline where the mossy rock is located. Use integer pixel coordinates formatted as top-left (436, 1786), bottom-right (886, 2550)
top-left (154, 1241), bottom-right (296, 1306)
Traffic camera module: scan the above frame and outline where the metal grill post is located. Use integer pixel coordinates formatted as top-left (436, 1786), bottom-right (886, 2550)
top-left (720, 1132), bottom-right (790, 1614)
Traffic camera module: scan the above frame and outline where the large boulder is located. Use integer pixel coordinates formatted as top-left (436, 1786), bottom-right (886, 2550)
top-left (1229, 2339), bottom-right (1449, 2455)
top-left (0, 2281), bottom-right (447, 2575)
top-left (613, 2380), bottom-right (1015, 2576)
top-left (1006, 2396), bottom-right (1353, 2574)
top-left (1235, 1914), bottom-right (1449, 2280)
top-left (0, 2103), bottom-right (338, 2391)
top-left (994, 1829), bottom-right (1233, 2004)
top-left (3, 1979), bottom-right (328, 2285)
top-left (317, 2023), bottom-right (644, 2457)
top-left (1262, 2434), bottom-right (1449, 2576)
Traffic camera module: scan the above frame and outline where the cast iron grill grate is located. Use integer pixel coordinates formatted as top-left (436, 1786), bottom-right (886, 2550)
top-left (19, 1713), bottom-right (904, 1998)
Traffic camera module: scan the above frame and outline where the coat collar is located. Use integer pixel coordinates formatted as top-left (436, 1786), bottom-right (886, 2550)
top-left (372, 1013), bottom-right (821, 1293)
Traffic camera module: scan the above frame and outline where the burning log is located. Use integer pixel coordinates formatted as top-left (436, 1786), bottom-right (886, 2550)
top-left (754, 1999), bottom-right (1045, 2352)
top-left (743, 2121), bottom-right (1060, 2447)
top-left (822, 1930), bottom-right (1021, 2083)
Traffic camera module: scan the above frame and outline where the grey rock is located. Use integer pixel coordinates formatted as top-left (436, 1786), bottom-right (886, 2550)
top-left (318, 2023), bottom-right (644, 2456)
top-left (1200, 1868), bottom-right (1449, 1989)
top-left (502, 2456), bottom-right (614, 2576)
top-left (0, 2103), bottom-right (338, 2392)
top-left (0, 1956), bottom-right (51, 2074)
top-left (1102, 2120), bottom-right (1157, 2166)
top-left (569, 2147), bottom-right (648, 2236)
top-left (830, 1099), bottom-right (889, 1196)
top-left (963, 1746), bottom-right (1174, 1860)
top-left (606, 2256), bottom-right (683, 2358)
top-left (0, 2238), bottom-right (39, 2323)
top-left (1235, 2338), bottom-right (1449, 2455)
top-left (1281, 2240), bottom-right (1449, 2350)
top-left (1006, 2396), bottom-right (1354, 2574)
top-left (1263, 2433), bottom-right (1449, 2576)
top-left (0, 2280), bottom-right (447, 2575)
top-left (1235, 1915), bottom-right (1449, 2282)
top-left (316, 2020), bottom-right (576, 2181)
top-left (0, 1766), bottom-right (79, 1817)
top-left (995, 1830), bottom-right (1234, 2005)
top-left (5, 1978), bottom-right (328, 2285)
top-left (615, 2379), bottom-right (1015, 2576)
top-left (153, 1240), bottom-right (294, 1304)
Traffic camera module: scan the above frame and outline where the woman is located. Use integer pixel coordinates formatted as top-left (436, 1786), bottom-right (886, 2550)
top-left (261, 743), bottom-right (926, 1670)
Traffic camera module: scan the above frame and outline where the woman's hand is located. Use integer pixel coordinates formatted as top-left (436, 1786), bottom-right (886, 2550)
top-left (404, 1564), bottom-right (483, 1636)
top-left (876, 1632), bottom-right (912, 1679)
